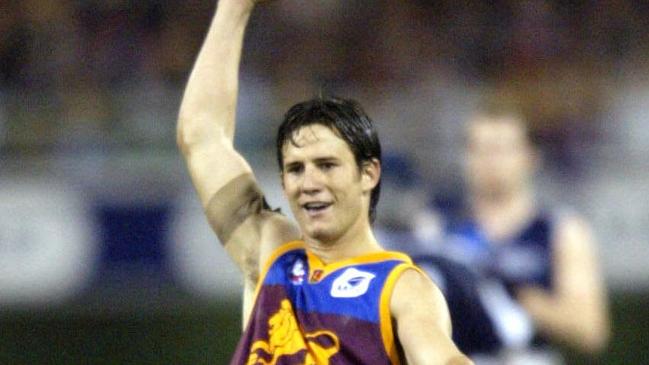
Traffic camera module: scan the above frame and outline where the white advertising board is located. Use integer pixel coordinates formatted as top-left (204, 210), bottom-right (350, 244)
top-left (169, 192), bottom-right (243, 299)
top-left (0, 178), bottom-right (97, 305)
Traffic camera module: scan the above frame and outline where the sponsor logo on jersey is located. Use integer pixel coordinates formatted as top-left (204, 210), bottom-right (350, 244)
top-left (330, 268), bottom-right (376, 298)
top-left (310, 269), bottom-right (324, 283)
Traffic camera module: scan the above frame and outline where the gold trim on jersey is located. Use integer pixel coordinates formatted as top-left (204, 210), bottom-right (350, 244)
top-left (379, 263), bottom-right (426, 365)
top-left (305, 250), bottom-right (412, 283)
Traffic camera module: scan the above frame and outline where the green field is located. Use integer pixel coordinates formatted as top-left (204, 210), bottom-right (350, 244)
top-left (1, 293), bottom-right (647, 364)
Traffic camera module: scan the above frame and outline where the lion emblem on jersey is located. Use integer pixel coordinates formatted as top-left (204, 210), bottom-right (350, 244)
top-left (246, 299), bottom-right (340, 365)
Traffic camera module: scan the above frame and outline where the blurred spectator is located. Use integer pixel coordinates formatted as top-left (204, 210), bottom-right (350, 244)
top-left (2, 0), bottom-right (645, 160)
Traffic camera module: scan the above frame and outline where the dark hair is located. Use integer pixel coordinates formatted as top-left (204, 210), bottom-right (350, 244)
top-left (276, 96), bottom-right (382, 223)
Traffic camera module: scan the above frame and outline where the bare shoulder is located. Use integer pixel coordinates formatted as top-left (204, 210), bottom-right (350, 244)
top-left (258, 211), bottom-right (302, 260)
top-left (556, 212), bottom-right (593, 240)
top-left (549, 211), bottom-right (605, 293)
top-left (390, 268), bottom-right (451, 334)
top-left (391, 268), bottom-right (441, 303)
top-left (391, 268), bottom-right (473, 365)
top-left (552, 211), bottom-right (597, 255)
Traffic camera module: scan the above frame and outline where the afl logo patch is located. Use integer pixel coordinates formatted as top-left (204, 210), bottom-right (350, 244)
top-left (330, 268), bottom-right (376, 298)
top-left (289, 259), bottom-right (305, 285)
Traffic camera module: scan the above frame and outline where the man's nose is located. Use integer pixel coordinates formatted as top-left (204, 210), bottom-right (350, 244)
top-left (301, 165), bottom-right (322, 194)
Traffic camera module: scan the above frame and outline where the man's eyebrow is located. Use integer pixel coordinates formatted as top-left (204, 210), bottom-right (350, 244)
top-left (283, 155), bottom-right (341, 168)
top-left (283, 160), bottom-right (303, 168)
top-left (313, 156), bottom-right (340, 163)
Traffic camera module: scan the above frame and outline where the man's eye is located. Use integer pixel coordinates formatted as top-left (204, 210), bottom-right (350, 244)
top-left (286, 165), bottom-right (303, 174)
top-left (320, 163), bottom-right (335, 170)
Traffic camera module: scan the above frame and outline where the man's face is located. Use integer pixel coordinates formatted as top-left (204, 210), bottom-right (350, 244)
top-left (465, 116), bottom-right (536, 197)
top-left (281, 124), bottom-right (376, 243)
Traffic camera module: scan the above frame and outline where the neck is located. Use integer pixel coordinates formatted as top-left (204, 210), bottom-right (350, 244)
top-left (471, 186), bottom-right (535, 241)
top-left (304, 221), bottom-right (383, 264)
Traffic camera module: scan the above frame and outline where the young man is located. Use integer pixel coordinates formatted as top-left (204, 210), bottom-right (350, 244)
top-left (417, 105), bottom-right (610, 362)
top-left (177, 1), bottom-right (472, 364)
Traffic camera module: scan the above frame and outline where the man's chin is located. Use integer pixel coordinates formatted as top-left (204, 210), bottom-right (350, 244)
top-left (303, 225), bottom-right (338, 244)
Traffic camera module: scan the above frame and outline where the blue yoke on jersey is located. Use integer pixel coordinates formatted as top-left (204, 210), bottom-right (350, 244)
top-left (230, 241), bottom-right (420, 365)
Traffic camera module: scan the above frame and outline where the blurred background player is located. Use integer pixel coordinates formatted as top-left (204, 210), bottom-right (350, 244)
top-left (409, 103), bottom-right (611, 364)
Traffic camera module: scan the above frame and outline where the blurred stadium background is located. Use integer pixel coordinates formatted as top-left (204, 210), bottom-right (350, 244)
top-left (1, 0), bottom-right (648, 363)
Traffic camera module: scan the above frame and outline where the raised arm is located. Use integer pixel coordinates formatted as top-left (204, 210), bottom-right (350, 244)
top-left (392, 270), bottom-right (474, 365)
top-left (177, 0), bottom-right (298, 319)
top-left (517, 216), bottom-right (610, 353)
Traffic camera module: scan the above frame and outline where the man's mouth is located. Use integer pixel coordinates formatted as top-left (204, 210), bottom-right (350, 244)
top-left (302, 202), bottom-right (332, 215)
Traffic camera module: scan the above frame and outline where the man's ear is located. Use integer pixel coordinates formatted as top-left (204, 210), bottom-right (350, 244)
top-left (361, 158), bottom-right (381, 193)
